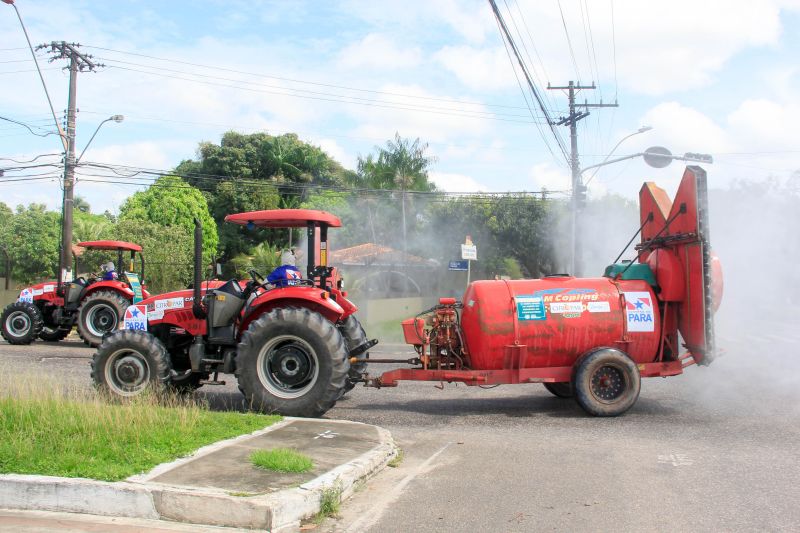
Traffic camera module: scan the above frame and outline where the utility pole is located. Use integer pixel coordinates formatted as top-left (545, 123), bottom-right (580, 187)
top-left (548, 81), bottom-right (617, 277)
top-left (40, 42), bottom-right (100, 288)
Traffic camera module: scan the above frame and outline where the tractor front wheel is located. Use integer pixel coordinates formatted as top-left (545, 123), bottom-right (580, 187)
top-left (92, 330), bottom-right (171, 398)
top-left (1, 302), bottom-right (43, 345)
top-left (77, 291), bottom-right (130, 347)
top-left (236, 307), bottom-right (348, 417)
top-left (573, 348), bottom-right (640, 417)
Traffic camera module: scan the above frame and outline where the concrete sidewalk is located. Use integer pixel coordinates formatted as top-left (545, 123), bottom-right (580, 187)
top-left (0, 418), bottom-right (396, 532)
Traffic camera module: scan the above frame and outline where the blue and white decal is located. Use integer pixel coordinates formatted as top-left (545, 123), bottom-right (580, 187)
top-left (123, 304), bottom-right (148, 331)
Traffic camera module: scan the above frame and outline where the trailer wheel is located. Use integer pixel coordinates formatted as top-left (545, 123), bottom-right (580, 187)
top-left (236, 307), bottom-right (348, 417)
top-left (1, 302), bottom-right (43, 345)
top-left (77, 291), bottom-right (130, 347)
top-left (543, 382), bottom-right (573, 398)
top-left (573, 348), bottom-right (640, 416)
top-left (39, 326), bottom-right (71, 342)
top-left (92, 330), bottom-right (171, 398)
top-left (338, 315), bottom-right (369, 394)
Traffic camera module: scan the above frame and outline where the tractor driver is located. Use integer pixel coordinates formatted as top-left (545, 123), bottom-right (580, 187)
top-left (100, 261), bottom-right (118, 281)
top-left (267, 249), bottom-right (302, 287)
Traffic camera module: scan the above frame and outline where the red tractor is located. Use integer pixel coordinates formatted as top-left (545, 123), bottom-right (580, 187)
top-left (92, 210), bottom-right (372, 416)
top-left (358, 166), bottom-right (723, 416)
top-left (1, 240), bottom-right (149, 347)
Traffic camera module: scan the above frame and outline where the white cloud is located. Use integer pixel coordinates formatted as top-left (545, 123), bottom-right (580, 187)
top-left (337, 34), bottom-right (422, 70)
top-left (434, 46), bottom-right (518, 91)
top-left (313, 138), bottom-right (356, 170)
top-left (641, 102), bottom-right (730, 154)
top-left (529, 163), bottom-right (570, 192)
top-left (430, 171), bottom-right (488, 192)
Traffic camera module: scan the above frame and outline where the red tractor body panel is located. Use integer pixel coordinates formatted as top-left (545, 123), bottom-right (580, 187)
top-left (21, 279), bottom-right (150, 306)
top-left (139, 282), bottom-right (347, 338)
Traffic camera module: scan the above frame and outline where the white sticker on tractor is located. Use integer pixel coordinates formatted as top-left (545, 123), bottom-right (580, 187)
top-left (147, 308), bottom-right (165, 321)
top-left (123, 305), bottom-right (148, 331)
top-left (43, 284), bottom-right (55, 293)
top-left (587, 301), bottom-right (611, 313)
top-left (549, 301), bottom-right (584, 314)
top-left (18, 288), bottom-right (33, 303)
top-left (624, 292), bottom-right (655, 332)
top-left (32, 288), bottom-right (43, 296)
top-left (155, 297), bottom-right (185, 311)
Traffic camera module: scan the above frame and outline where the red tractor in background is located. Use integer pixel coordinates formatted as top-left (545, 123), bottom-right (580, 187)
top-left (92, 210), bottom-right (372, 416)
top-left (1, 240), bottom-right (149, 347)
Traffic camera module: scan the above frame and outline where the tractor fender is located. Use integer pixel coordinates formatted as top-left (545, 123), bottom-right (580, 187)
top-left (242, 287), bottom-right (345, 333)
top-left (83, 281), bottom-right (137, 301)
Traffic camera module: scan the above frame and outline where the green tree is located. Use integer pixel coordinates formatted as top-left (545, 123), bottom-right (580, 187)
top-left (175, 131), bottom-right (353, 258)
top-left (119, 175), bottom-right (218, 261)
top-left (113, 220), bottom-right (194, 294)
top-left (6, 204), bottom-right (61, 283)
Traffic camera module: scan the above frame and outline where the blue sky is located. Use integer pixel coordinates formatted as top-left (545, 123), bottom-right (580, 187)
top-left (3, 0), bottom-right (800, 214)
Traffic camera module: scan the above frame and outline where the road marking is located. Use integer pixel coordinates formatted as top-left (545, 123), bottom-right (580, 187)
top-left (344, 443), bottom-right (451, 533)
top-left (658, 453), bottom-right (693, 466)
top-left (314, 430), bottom-right (339, 440)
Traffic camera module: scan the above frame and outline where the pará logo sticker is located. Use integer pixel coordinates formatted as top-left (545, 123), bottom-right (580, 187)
top-left (624, 292), bottom-right (655, 332)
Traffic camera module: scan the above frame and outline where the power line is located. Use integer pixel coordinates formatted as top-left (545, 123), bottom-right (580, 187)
top-left (85, 45), bottom-right (530, 112)
top-left (104, 64), bottom-right (543, 124)
top-left (556, 0), bottom-right (582, 81)
top-left (488, 0), bottom-right (570, 164)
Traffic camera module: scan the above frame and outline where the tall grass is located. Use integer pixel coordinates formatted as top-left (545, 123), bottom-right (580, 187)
top-left (0, 374), bottom-right (280, 481)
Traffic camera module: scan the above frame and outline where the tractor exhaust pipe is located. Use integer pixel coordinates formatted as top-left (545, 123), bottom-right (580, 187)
top-left (192, 218), bottom-right (206, 319)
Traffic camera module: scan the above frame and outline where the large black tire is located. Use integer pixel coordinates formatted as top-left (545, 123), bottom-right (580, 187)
top-left (573, 348), bottom-right (641, 417)
top-left (235, 307), bottom-right (349, 418)
top-left (543, 382), bottom-right (573, 398)
top-left (77, 291), bottom-right (130, 347)
top-left (39, 326), bottom-right (71, 342)
top-left (339, 315), bottom-right (369, 394)
top-left (91, 330), bottom-right (172, 398)
top-left (1, 302), bottom-right (43, 345)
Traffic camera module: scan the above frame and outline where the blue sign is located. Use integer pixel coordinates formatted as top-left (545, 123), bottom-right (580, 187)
top-left (515, 296), bottom-right (546, 321)
top-left (448, 260), bottom-right (468, 271)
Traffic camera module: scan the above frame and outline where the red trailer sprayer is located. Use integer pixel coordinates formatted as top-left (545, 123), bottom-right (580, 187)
top-left (94, 165), bottom-right (721, 417)
top-left (355, 165), bottom-right (723, 416)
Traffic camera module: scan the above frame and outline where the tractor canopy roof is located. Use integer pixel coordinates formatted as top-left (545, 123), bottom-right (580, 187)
top-left (224, 209), bottom-right (342, 228)
top-left (76, 240), bottom-right (143, 252)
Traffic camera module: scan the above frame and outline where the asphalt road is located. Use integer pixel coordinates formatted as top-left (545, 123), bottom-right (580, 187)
top-left (1, 312), bottom-right (798, 533)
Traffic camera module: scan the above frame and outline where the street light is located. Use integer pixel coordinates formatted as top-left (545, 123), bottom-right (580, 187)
top-left (76, 115), bottom-right (124, 163)
top-left (583, 126), bottom-right (652, 186)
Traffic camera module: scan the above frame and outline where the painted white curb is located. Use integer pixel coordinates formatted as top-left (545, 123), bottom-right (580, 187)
top-left (0, 419), bottom-right (397, 532)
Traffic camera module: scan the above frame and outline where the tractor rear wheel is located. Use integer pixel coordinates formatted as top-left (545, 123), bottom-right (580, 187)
top-left (339, 315), bottom-right (369, 394)
top-left (573, 348), bottom-right (640, 417)
top-left (39, 326), bottom-right (71, 342)
top-left (236, 307), bottom-right (348, 417)
top-left (1, 302), bottom-right (43, 345)
top-left (77, 291), bottom-right (130, 347)
top-left (543, 382), bottom-right (573, 398)
top-left (92, 330), bottom-right (171, 398)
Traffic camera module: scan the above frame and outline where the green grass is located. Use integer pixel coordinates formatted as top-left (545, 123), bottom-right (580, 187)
top-left (388, 448), bottom-right (404, 468)
top-left (250, 448), bottom-right (313, 473)
top-left (362, 318), bottom-right (405, 343)
top-left (0, 377), bottom-right (280, 481)
top-left (314, 482), bottom-right (343, 523)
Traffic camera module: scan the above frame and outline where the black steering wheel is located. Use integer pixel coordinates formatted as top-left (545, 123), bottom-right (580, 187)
top-left (249, 269), bottom-right (264, 284)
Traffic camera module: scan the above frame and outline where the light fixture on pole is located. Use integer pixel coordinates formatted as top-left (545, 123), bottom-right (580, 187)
top-left (76, 115), bottom-right (124, 163)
